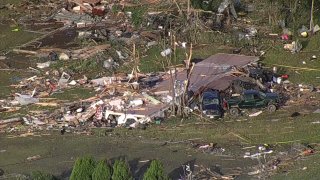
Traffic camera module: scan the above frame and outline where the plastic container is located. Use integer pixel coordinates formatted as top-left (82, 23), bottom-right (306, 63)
top-left (161, 48), bottom-right (172, 57)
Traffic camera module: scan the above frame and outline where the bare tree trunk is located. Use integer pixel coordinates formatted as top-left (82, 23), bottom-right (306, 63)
top-left (310, 0), bottom-right (315, 33)
top-left (268, 1), bottom-right (272, 26)
top-left (182, 43), bottom-right (193, 117)
top-left (292, 0), bottom-right (299, 34)
top-left (168, 30), bottom-right (176, 116)
top-left (169, 68), bottom-right (176, 115)
top-left (173, 35), bottom-right (182, 116)
top-left (187, 0), bottom-right (190, 20)
top-left (132, 43), bottom-right (138, 81)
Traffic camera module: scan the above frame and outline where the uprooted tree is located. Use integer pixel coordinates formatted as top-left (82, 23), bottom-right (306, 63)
top-left (70, 156), bottom-right (96, 180)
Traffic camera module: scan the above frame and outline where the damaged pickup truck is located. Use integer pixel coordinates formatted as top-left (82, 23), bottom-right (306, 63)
top-left (189, 89), bottom-right (224, 119)
top-left (227, 90), bottom-right (280, 117)
top-left (201, 90), bottom-right (224, 119)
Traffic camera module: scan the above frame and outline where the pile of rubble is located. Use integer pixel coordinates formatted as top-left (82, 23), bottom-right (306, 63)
top-left (2, 0), bottom-right (320, 135)
top-left (245, 143), bottom-right (317, 178)
top-left (0, 70), bottom-right (168, 132)
top-left (2, 50), bottom-right (319, 133)
top-left (13, 0), bottom-right (168, 62)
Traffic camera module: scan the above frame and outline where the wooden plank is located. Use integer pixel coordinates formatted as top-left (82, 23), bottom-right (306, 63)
top-left (12, 49), bottom-right (37, 55)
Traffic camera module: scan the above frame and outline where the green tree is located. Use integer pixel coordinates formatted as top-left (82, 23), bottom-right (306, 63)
top-left (31, 171), bottom-right (56, 180)
top-left (70, 156), bottom-right (96, 180)
top-left (143, 160), bottom-right (168, 180)
top-left (112, 159), bottom-right (133, 180)
top-left (92, 160), bottom-right (112, 180)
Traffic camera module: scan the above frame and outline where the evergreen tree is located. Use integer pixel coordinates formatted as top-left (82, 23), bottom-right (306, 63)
top-left (143, 160), bottom-right (168, 180)
top-left (70, 156), bottom-right (96, 180)
top-left (112, 160), bottom-right (133, 180)
top-left (92, 160), bottom-right (112, 180)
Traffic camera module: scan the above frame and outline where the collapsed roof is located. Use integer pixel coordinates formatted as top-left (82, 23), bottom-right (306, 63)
top-left (153, 53), bottom-right (259, 95)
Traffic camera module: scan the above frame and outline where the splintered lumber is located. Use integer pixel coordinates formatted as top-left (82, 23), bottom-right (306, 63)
top-left (0, 107), bottom-right (21, 113)
top-left (142, 93), bottom-right (161, 104)
top-left (78, 107), bottom-right (96, 122)
top-left (140, 31), bottom-right (160, 40)
top-left (0, 117), bottom-right (22, 129)
top-left (12, 49), bottom-right (38, 55)
top-left (119, 0), bottom-right (161, 7)
top-left (35, 102), bottom-right (59, 107)
top-left (0, 61), bottom-right (10, 69)
top-left (0, 117), bottom-right (22, 125)
top-left (69, 0), bottom-right (101, 6)
top-left (38, 47), bottom-right (66, 53)
top-left (71, 44), bottom-right (111, 60)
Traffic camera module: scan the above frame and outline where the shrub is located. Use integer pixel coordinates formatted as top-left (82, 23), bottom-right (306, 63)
top-left (143, 160), bottom-right (168, 180)
top-left (30, 171), bottom-right (56, 180)
top-left (112, 159), bottom-right (133, 180)
top-left (70, 156), bottom-right (96, 180)
top-left (92, 160), bottom-right (112, 180)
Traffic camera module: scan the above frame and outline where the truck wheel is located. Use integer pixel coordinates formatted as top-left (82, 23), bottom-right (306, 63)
top-left (267, 104), bottom-right (277, 112)
top-left (229, 108), bottom-right (240, 117)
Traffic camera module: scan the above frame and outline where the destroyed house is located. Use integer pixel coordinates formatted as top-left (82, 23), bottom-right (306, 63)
top-left (153, 53), bottom-right (260, 96)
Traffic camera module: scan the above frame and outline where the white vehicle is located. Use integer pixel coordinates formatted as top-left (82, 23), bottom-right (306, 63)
top-left (104, 110), bottom-right (151, 128)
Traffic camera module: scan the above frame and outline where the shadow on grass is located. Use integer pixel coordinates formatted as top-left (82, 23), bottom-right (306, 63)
top-left (101, 156), bottom-right (152, 179)
top-left (128, 158), bottom-right (140, 178)
top-left (59, 168), bottom-right (72, 180)
top-left (300, 39), bottom-right (309, 50)
top-left (130, 158), bottom-right (152, 179)
top-left (168, 159), bottom-right (196, 179)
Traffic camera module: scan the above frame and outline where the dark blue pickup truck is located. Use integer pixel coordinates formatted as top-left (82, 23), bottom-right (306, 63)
top-left (201, 90), bottom-right (224, 119)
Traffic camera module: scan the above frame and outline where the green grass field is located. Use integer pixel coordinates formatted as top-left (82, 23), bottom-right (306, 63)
top-left (1, 103), bottom-right (320, 179)
top-left (0, 24), bottom-right (38, 51)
